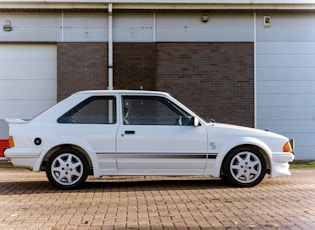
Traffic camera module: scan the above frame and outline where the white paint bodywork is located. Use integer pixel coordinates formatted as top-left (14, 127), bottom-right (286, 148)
top-left (5, 90), bottom-right (294, 181)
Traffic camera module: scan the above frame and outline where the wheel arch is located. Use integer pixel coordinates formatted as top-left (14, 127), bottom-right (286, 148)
top-left (220, 144), bottom-right (271, 176)
top-left (39, 144), bottom-right (93, 173)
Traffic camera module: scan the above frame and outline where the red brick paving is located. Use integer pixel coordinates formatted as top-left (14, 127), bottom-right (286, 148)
top-left (0, 164), bottom-right (314, 229)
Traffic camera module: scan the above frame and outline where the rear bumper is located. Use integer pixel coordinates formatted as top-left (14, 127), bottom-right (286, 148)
top-left (4, 148), bottom-right (42, 170)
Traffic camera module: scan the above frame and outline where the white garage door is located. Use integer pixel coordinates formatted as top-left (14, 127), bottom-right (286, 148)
top-left (0, 44), bottom-right (57, 138)
top-left (256, 14), bottom-right (315, 160)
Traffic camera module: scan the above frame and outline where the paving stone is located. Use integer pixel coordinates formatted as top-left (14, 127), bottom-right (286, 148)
top-left (0, 164), bottom-right (315, 229)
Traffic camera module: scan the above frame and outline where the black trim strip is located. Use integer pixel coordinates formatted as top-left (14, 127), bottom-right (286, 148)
top-left (118, 154), bottom-right (206, 159)
top-left (208, 154), bottom-right (218, 159)
top-left (96, 152), bottom-right (218, 159)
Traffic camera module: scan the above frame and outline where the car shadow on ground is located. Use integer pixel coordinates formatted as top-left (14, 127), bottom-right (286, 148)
top-left (0, 177), bottom-right (231, 195)
top-left (0, 174), bottom-right (289, 195)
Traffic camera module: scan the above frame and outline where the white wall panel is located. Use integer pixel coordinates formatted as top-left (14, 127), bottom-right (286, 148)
top-left (0, 12), bottom-right (254, 42)
top-left (156, 13), bottom-right (253, 42)
top-left (113, 13), bottom-right (154, 42)
top-left (0, 13), bottom-right (59, 42)
top-left (0, 13), bottom-right (108, 42)
top-left (256, 14), bottom-right (315, 42)
top-left (63, 14), bottom-right (108, 42)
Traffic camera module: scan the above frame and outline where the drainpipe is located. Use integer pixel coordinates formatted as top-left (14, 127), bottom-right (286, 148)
top-left (254, 12), bottom-right (257, 128)
top-left (108, 3), bottom-right (113, 90)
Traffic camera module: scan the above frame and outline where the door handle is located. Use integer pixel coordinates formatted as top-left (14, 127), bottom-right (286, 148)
top-left (125, 130), bottom-right (135, 135)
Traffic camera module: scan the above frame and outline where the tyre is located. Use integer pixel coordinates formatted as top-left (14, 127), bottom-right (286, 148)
top-left (223, 147), bottom-right (266, 187)
top-left (46, 148), bottom-right (89, 190)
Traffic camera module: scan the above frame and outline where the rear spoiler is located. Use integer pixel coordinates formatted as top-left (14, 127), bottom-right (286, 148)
top-left (5, 119), bottom-right (30, 124)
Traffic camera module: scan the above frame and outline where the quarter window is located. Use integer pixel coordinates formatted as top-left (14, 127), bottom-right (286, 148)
top-left (58, 96), bottom-right (116, 124)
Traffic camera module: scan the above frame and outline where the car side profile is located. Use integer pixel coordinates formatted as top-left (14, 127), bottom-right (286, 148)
top-left (5, 90), bottom-right (294, 189)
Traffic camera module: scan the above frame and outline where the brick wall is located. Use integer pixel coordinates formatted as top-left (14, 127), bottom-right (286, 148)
top-left (57, 42), bottom-right (254, 127)
top-left (113, 43), bottom-right (156, 90)
top-left (156, 43), bottom-right (254, 127)
top-left (57, 43), bottom-right (108, 101)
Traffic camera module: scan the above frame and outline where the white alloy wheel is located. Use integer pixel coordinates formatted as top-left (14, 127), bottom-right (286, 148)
top-left (230, 151), bottom-right (262, 184)
top-left (46, 148), bottom-right (89, 189)
top-left (223, 147), bottom-right (266, 187)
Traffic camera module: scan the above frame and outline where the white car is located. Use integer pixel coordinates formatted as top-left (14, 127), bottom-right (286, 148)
top-left (5, 90), bottom-right (294, 189)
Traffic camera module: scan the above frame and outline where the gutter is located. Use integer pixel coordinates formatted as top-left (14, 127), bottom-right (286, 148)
top-left (0, 1), bottom-right (315, 11)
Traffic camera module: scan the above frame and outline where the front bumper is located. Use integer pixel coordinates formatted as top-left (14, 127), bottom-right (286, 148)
top-left (270, 151), bottom-right (295, 178)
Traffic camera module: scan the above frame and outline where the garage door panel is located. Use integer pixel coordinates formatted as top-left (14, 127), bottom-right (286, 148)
top-left (258, 107), bottom-right (315, 120)
top-left (257, 42), bottom-right (315, 54)
top-left (257, 29), bottom-right (315, 42)
top-left (0, 60), bottom-right (56, 80)
top-left (258, 120), bottom-right (315, 133)
top-left (257, 81), bottom-right (315, 94)
top-left (0, 100), bottom-right (56, 119)
top-left (257, 67), bottom-right (315, 81)
top-left (258, 94), bottom-right (315, 107)
top-left (257, 54), bottom-right (315, 67)
top-left (0, 44), bottom-right (56, 59)
top-left (0, 44), bottom-right (57, 120)
top-left (257, 37), bottom-right (315, 160)
top-left (0, 80), bottom-right (56, 99)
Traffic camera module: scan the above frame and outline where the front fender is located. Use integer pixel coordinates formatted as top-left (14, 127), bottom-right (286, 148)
top-left (34, 136), bottom-right (99, 176)
top-left (211, 136), bottom-right (272, 177)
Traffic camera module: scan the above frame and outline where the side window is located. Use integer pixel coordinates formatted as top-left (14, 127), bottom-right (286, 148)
top-left (58, 96), bottom-right (116, 124)
top-left (122, 96), bottom-right (192, 125)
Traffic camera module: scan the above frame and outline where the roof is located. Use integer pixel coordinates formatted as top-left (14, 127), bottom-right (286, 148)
top-left (75, 90), bottom-right (170, 96)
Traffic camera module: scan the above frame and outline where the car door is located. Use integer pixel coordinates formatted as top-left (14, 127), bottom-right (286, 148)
top-left (116, 95), bottom-right (208, 175)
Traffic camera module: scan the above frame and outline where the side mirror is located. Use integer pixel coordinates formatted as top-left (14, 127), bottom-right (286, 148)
top-left (193, 117), bottom-right (199, 127)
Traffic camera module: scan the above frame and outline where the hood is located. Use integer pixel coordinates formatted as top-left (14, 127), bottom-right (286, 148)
top-left (207, 122), bottom-right (286, 140)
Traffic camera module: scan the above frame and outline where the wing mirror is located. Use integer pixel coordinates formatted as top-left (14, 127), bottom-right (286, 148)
top-left (193, 117), bottom-right (199, 127)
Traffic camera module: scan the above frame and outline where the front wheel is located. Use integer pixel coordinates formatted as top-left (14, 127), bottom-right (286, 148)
top-left (46, 148), bottom-right (89, 190)
top-left (223, 147), bottom-right (266, 187)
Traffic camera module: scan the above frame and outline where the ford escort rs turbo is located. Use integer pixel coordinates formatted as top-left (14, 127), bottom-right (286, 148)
top-left (5, 90), bottom-right (294, 189)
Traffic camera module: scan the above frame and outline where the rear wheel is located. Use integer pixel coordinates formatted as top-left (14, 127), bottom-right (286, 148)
top-left (223, 147), bottom-right (266, 187)
top-left (46, 148), bottom-right (89, 190)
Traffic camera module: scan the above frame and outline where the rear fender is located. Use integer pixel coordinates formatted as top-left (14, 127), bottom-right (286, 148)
top-left (34, 137), bottom-right (99, 177)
